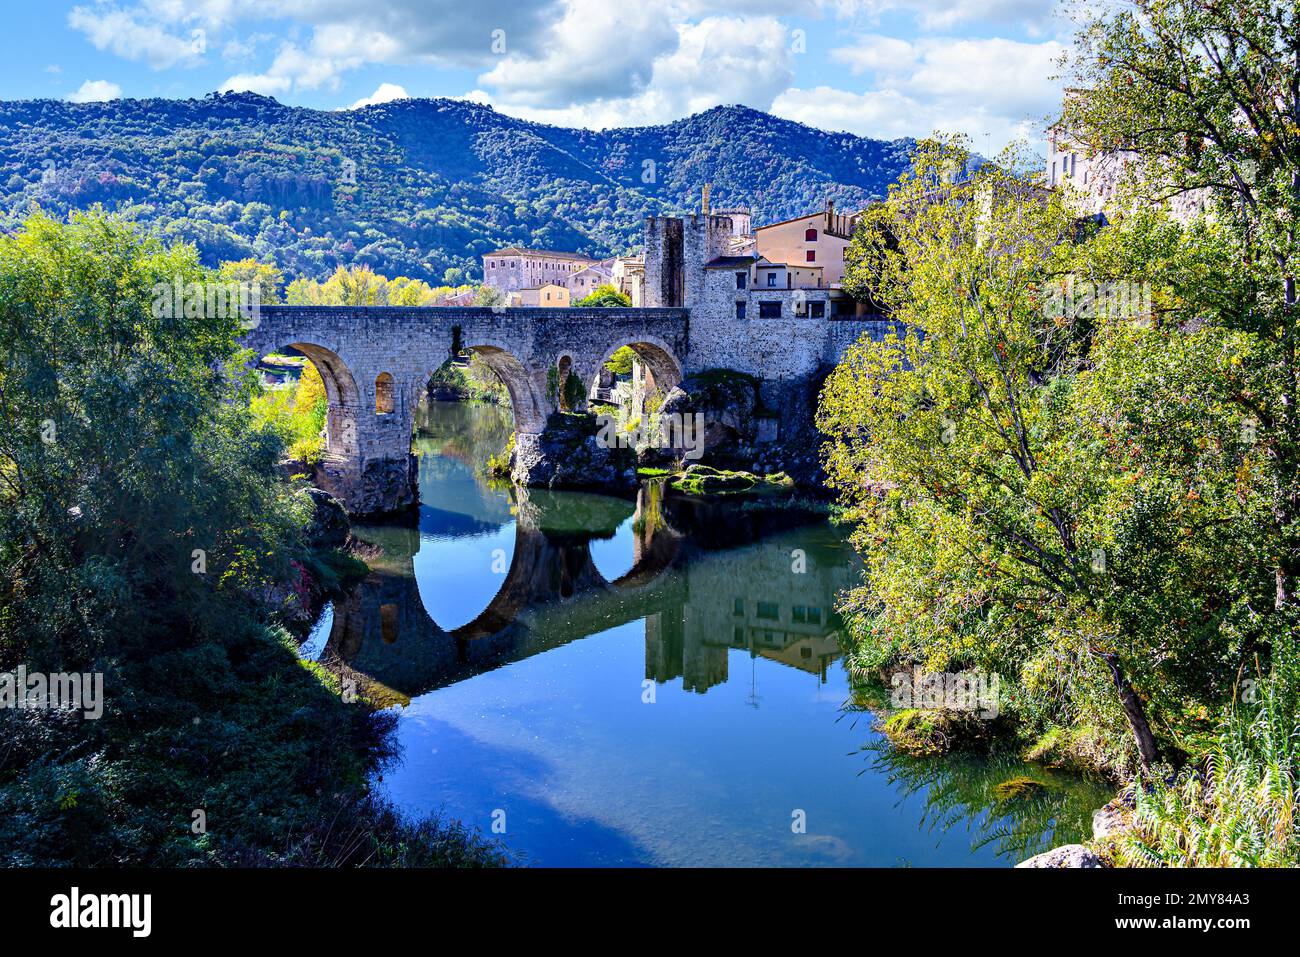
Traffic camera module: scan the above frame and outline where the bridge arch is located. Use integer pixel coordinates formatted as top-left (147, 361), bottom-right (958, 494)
top-left (461, 342), bottom-right (547, 433)
top-left (268, 341), bottom-right (362, 462)
top-left (374, 372), bottom-right (395, 415)
top-left (588, 334), bottom-right (683, 416)
top-left (594, 334), bottom-right (682, 392)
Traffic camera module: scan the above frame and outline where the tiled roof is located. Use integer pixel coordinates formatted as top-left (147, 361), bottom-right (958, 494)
top-left (483, 247), bottom-right (597, 261)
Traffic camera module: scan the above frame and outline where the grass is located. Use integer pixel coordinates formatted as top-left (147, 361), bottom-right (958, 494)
top-left (1117, 697), bottom-right (1299, 867)
top-left (881, 708), bottom-right (993, 757)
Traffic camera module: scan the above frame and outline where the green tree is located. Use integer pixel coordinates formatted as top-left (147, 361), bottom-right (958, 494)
top-left (217, 258), bottom-right (284, 305)
top-left (0, 209), bottom-right (302, 668)
top-left (604, 345), bottom-right (638, 376)
top-left (1063, 0), bottom-right (1300, 620)
top-left (577, 283), bottom-right (631, 307)
top-left (473, 284), bottom-right (507, 308)
top-left (822, 139), bottom-right (1247, 773)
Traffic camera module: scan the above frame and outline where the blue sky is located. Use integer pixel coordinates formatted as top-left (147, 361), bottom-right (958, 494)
top-left (1, 1), bottom-right (1075, 148)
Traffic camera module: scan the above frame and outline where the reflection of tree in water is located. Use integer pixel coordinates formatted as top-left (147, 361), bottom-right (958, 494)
top-left (848, 727), bottom-right (1112, 863)
top-left (414, 400), bottom-right (514, 486)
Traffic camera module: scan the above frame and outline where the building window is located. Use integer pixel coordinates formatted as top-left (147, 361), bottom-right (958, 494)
top-left (758, 301), bottom-right (781, 319)
top-left (735, 301), bottom-right (746, 320)
top-left (756, 601), bottom-right (780, 621)
top-left (733, 597), bottom-right (745, 616)
top-left (809, 301), bottom-right (825, 318)
top-left (766, 272), bottom-right (777, 287)
top-left (805, 227), bottom-right (817, 241)
top-left (375, 372), bottom-right (395, 415)
top-left (735, 271), bottom-right (747, 289)
top-left (806, 250), bottom-right (816, 262)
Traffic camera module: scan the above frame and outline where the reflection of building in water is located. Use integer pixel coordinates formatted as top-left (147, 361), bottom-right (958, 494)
top-left (645, 536), bottom-right (852, 693)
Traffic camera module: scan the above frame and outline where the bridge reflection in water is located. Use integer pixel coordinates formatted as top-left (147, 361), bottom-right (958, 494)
top-left (298, 401), bottom-right (1114, 867)
top-left (313, 478), bottom-right (855, 708)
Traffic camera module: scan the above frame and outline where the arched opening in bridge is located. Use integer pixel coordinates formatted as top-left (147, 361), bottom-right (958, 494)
top-left (380, 602), bottom-right (399, 644)
top-left (418, 342), bottom-right (547, 496)
top-left (587, 339), bottom-right (683, 429)
top-left (554, 354), bottom-right (584, 412)
top-left (375, 372), bottom-right (395, 415)
top-left (251, 342), bottom-right (361, 467)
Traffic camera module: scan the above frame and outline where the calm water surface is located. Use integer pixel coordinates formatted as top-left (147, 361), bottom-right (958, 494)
top-left (302, 400), bottom-right (1110, 866)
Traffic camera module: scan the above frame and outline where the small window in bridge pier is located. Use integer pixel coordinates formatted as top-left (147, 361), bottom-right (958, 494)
top-left (375, 372), bottom-right (395, 415)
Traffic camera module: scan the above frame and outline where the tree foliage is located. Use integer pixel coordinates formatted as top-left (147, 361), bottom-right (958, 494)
top-left (577, 283), bottom-right (631, 307)
top-left (0, 208), bottom-right (303, 669)
top-left (824, 139), bottom-right (1268, 774)
top-left (1063, 0), bottom-right (1300, 615)
top-left (284, 263), bottom-right (471, 306)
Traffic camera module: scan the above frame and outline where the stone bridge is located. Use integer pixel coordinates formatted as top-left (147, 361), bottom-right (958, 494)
top-left (242, 305), bottom-right (689, 513)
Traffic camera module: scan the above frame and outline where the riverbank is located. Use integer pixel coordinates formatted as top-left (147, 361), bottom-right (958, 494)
top-left (0, 487), bottom-right (510, 867)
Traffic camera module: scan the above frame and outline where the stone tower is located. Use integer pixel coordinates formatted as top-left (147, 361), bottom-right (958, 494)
top-left (644, 213), bottom-right (735, 309)
top-left (643, 215), bottom-right (684, 307)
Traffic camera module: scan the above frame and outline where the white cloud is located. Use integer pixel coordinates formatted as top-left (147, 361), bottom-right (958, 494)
top-left (481, 16), bottom-right (793, 128)
top-left (218, 73), bottom-right (290, 96)
top-left (835, 35), bottom-right (1065, 113)
top-left (348, 83), bottom-right (411, 109)
top-left (68, 4), bottom-right (207, 70)
top-left (823, 0), bottom-right (1059, 33)
top-left (772, 34), bottom-right (1065, 148)
top-left (218, 41), bottom-right (361, 95)
top-left (66, 79), bottom-right (124, 103)
top-left (478, 2), bottom-right (678, 108)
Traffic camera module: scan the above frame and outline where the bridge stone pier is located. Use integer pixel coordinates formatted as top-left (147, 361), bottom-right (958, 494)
top-left (241, 305), bottom-right (689, 514)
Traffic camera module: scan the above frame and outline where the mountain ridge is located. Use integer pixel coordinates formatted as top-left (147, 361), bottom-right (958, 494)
top-left (0, 91), bottom-right (914, 284)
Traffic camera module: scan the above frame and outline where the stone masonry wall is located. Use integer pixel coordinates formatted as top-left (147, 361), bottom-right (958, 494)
top-left (243, 306), bottom-right (688, 513)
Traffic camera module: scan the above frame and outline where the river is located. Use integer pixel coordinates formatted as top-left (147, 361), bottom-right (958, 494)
top-left (300, 399), bottom-right (1110, 866)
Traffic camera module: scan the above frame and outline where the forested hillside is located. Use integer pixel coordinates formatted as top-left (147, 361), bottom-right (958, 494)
top-left (0, 92), bottom-right (912, 284)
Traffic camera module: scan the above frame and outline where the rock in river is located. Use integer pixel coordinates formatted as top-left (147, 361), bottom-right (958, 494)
top-left (1015, 844), bottom-right (1104, 868)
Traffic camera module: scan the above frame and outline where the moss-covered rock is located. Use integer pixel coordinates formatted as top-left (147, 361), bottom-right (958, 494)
top-left (880, 708), bottom-right (992, 756)
top-left (666, 464), bottom-right (798, 499)
top-left (993, 775), bottom-right (1059, 801)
